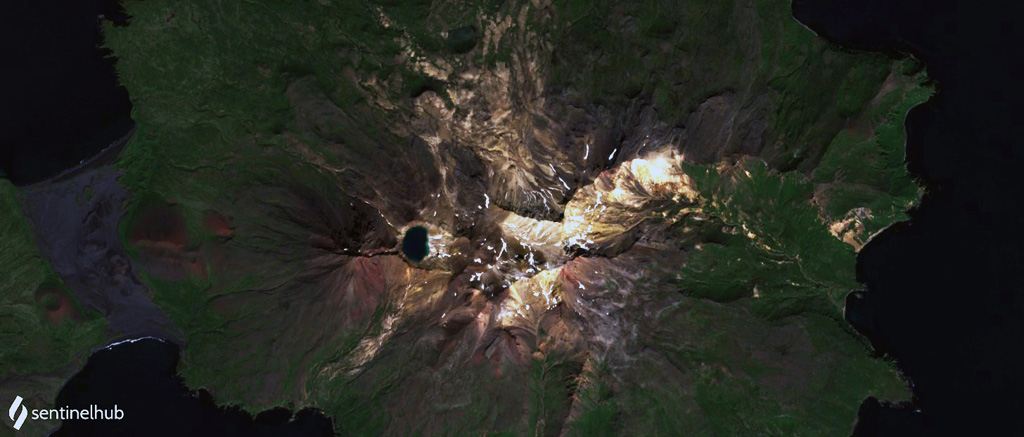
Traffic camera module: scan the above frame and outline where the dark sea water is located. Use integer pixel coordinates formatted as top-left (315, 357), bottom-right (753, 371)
top-left (2, 0), bottom-right (133, 185)
top-left (8, 0), bottom-right (1024, 435)
top-left (4, 2), bottom-right (330, 435)
top-left (53, 339), bottom-right (332, 437)
top-left (794, 0), bottom-right (1024, 434)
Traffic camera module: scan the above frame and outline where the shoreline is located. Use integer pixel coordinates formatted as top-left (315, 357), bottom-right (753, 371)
top-left (24, 122), bottom-right (136, 188)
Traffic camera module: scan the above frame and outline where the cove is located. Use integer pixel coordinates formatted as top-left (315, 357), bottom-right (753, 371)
top-left (52, 338), bottom-right (333, 436)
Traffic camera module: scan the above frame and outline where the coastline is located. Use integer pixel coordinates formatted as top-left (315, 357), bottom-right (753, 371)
top-left (24, 122), bottom-right (136, 188)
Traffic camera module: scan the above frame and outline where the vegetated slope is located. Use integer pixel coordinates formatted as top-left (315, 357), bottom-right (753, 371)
top-left (104, 0), bottom-right (929, 434)
top-left (0, 181), bottom-right (107, 435)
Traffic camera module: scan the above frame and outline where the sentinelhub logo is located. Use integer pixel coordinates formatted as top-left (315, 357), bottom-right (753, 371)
top-left (7, 396), bottom-right (124, 431)
top-left (8, 396), bottom-right (26, 430)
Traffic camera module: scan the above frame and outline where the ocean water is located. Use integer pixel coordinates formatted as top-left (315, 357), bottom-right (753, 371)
top-left (795, 0), bottom-right (1024, 433)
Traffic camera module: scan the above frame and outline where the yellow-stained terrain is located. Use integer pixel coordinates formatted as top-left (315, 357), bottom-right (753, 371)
top-left (0, 0), bottom-right (934, 435)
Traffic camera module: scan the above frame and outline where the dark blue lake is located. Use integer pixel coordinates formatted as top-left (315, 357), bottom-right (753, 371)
top-left (8, 0), bottom-right (1024, 434)
top-left (402, 225), bottom-right (430, 261)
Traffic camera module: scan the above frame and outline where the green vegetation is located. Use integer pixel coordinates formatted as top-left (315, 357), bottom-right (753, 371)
top-left (813, 63), bottom-right (932, 233)
top-left (0, 181), bottom-right (106, 376)
top-left (566, 365), bottom-right (618, 437)
top-left (102, 0), bottom-right (927, 434)
top-left (547, 0), bottom-right (900, 172)
top-left (0, 181), bottom-right (107, 435)
top-left (682, 159), bottom-right (855, 315)
top-left (526, 354), bottom-right (582, 436)
top-left (565, 59), bottom-right (927, 435)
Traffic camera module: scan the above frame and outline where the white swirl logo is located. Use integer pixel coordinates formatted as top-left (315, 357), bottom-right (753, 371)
top-left (8, 396), bottom-right (27, 430)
